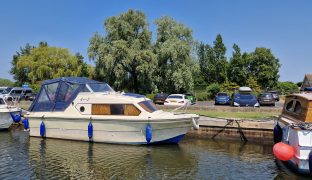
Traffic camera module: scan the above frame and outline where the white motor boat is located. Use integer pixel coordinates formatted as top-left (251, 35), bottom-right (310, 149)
top-left (0, 96), bottom-right (21, 129)
top-left (25, 77), bottom-right (199, 144)
top-left (274, 93), bottom-right (312, 174)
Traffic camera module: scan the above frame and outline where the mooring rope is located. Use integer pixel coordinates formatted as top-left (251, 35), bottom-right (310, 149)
top-left (290, 122), bottom-right (312, 130)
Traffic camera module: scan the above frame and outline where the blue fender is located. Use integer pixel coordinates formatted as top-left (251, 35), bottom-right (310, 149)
top-left (88, 122), bottom-right (93, 139)
top-left (10, 110), bottom-right (22, 123)
top-left (146, 124), bottom-right (152, 144)
top-left (22, 118), bottom-right (29, 130)
top-left (273, 123), bottom-right (283, 144)
top-left (40, 121), bottom-right (45, 138)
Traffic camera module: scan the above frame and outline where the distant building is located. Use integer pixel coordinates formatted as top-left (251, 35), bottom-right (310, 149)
top-left (300, 74), bottom-right (312, 91)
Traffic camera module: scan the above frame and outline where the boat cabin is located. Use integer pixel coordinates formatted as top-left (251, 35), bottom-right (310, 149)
top-left (282, 94), bottom-right (312, 122)
top-left (28, 77), bottom-right (158, 116)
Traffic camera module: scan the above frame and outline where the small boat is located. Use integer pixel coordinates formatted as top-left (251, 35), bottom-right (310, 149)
top-left (0, 96), bottom-right (21, 129)
top-left (26, 77), bottom-right (199, 144)
top-left (274, 92), bottom-right (312, 174)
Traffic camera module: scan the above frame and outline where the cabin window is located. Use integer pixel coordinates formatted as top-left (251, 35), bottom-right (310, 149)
top-left (285, 100), bottom-right (294, 112)
top-left (124, 104), bottom-right (141, 116)
top-left (294, 101), bottom-right (302, 114)
top-left (139, 100), bottom-right (158, 113)
top-left (45, 83), bottom-right (59, 101)
top-left (37, 88), bottom-right (50, 103)
top-left (110, 104), bottom-right (124, 115)
top-left (56, 82), bottom-right (79, 102)
top-left (0, 98), bottom-right (5, 104)
top-left (92, 104), bottom-right (141, 116)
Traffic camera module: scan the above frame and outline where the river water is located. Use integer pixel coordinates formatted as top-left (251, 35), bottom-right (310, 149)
top-left (0, 128), bottom-right (310, 180)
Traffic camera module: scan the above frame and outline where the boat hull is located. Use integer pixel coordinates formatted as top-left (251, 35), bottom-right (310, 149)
top-left (278, 119), bottom-right (312, 174)
top-left (0, 113), bottom-right (13, 129)
top-left (28, 117), bottom-right (194, 144)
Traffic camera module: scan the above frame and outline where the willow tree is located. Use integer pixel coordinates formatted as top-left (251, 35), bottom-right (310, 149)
top-left (88, 10), bottom-right (157, 93)
top-left (154, 16), bottom-right (194, 93)
top-left (15, 42), bottom-right (90, 87)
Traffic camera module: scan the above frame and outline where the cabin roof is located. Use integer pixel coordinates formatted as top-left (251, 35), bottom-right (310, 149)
top-left (43, 77), bottom-right (102, 85)
top-left (286, 93), bottom-right (312, 101)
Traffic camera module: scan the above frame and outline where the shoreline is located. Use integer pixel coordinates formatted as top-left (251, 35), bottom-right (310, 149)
top-left (187, 116), bottom-right (274, 143)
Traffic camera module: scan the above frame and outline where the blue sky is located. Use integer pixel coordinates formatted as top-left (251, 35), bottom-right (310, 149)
top-left (0, 0), bottom-right (311, 83)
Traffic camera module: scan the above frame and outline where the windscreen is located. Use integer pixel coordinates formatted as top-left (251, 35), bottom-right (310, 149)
top-left (167, 95), bottom-right (183, 99)
top-left (239, 94), bottom-right (254, 100)
top-left (2, 87), bottom-right (12, 94)
top-left (261, 94), bottom-right (273, 98)
top-left (217, 93), bottom-right (228, 96)
top-left (155, 93), bottom-right (167, 98)
top-left (139, 100), bottom-right (158, 113)
top-left (88, 83), bottom-right (114, 92)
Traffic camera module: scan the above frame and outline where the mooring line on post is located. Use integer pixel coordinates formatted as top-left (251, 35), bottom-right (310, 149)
top-left (211, 119), bottom-right (234, 139)
top-left (235, 120), bottom-right (248, 142)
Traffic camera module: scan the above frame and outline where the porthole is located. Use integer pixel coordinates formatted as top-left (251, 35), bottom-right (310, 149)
top-left (80, 106), bottom-right (85, 112)
top-left (285, 100), bottom-right (294, 112)
top-left (294, 101), bottom-right (302, 114)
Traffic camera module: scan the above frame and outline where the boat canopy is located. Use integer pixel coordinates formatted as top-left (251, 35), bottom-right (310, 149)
top-left (29, 77), bottom-right (114, 112)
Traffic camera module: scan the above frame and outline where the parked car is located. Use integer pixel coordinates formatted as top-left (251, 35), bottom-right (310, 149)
top-left (153, 93), bottom-right (169, 105)
top-left (231, 92), bottom-right (260, 107)
top-left (1, 87), bottom-right (33, 101)
top-left (215, 92), bottom-right (230, 105)
top-left (258, 93), bottom-right (275, 106)
top-left (27, 93), bottom-right (37, 101)
top-left (184, 93), bottom-right (196, 104)
top-left (164, 94), bottom-right (191, 106)
top-left (0, 87), bottom-right (8, 94)
top-left (267, 90), bottom-right (279, 101)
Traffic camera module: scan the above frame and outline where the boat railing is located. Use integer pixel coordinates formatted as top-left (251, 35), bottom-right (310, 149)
top-left (170, 102), bottom-right (190, 114)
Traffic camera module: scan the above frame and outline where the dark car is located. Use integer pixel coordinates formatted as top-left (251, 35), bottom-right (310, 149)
top-left (258, 93), bottom-right (275, 106)
top-left (153, 93), bottom-right (169, 105)
top-left (267, 91), bottom-right (279, 101)
top-left (184, 93), bottom-right (197, 104)
top-left (215, 92), bottom-right (230, 105)
top-left (231, 93), bottom-right (260, 107)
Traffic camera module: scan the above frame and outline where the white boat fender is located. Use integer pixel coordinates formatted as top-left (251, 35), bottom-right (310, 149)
top-left (309, 151), bottom-right (312, 174)
top-left (88, 122), bottom-right (93, 141)
top-left (273, 123), bottom-right (282, 144)
top-left (192, 117), bottom-right (199, 130)
top-left (146, 124), bottom-right (152, 144)
top-left (40, 121), bottom-right (45, 138)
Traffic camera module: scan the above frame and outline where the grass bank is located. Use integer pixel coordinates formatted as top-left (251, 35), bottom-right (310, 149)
top-left (182, 110), bottom-right (278, 120)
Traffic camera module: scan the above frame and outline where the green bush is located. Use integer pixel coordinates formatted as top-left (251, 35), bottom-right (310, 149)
top-left (275, 81), bottom-right (299, 95)
top-left (145, 93), bottom-right (155, 100)
top-left (206, 83), bottom-right (221, 100)
top-left (196, 92), bottom-right (208, 101)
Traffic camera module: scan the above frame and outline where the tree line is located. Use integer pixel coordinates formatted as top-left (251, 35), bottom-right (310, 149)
top-left (8, 9), bottom-right (299, 95)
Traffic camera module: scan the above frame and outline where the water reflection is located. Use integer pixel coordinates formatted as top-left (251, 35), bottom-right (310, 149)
top-left (28, 137), bottom-right (197, 179)
top-left (0, 130), bottom-right (311, 179)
